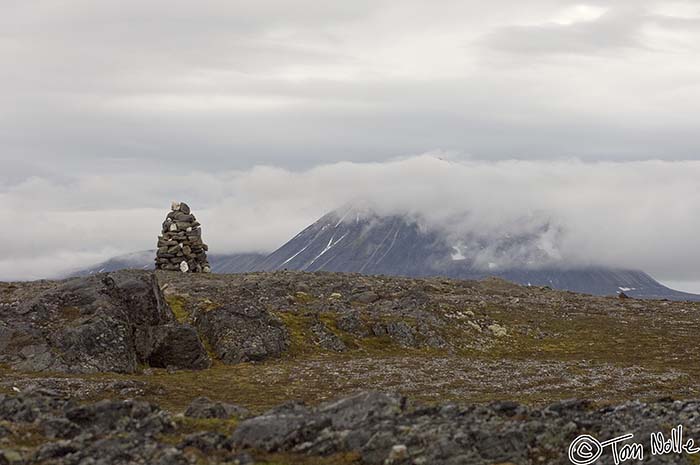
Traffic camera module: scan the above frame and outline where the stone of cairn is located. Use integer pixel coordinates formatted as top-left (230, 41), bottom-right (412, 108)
top-left (155, 201), bottom-right (211, 273)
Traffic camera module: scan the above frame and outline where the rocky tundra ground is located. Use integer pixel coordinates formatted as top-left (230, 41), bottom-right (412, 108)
top-left (1, 270), bottom-right (700, 464)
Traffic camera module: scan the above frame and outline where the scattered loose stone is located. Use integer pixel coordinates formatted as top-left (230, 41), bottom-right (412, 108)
top-left (0, 449), bottom-right (23, 465)
top-left (387, 444), bottom-right (409, 463)
top-left (488, 323), bottom-right (507, 337)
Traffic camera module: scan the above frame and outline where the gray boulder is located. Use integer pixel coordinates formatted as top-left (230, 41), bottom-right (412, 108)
top-left (386, 321), bottom-right (417, 347)
top-left (64, 398), bottom-right (174, 437)
top-left (310, 322), bottom-right (347, 352)
top-left (184, 396), bottom-right (250, 420)
top-left (336, 313), bottom-right (370, 336)
top-left (318, 391), bottom-right (405, 429)
top-left (0, 271), bottom-right (209, 373)
top-left (231, 402), bottom-right (329, 452)
top-left (177, 431), bottom-right (232, 453)
top-left (41, 416), bottom-right (81, 439)
top-left (194, 303), bottom-right (288, 363)
top-left (231, 392), bottom-right (405, 458)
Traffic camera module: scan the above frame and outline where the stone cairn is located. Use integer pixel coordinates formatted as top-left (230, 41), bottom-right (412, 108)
top-left (155, 201), bottom-right (211, 273)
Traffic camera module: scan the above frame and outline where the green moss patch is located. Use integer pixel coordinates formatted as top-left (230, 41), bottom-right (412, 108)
top-left (165, 295), bottom-right (190, 323)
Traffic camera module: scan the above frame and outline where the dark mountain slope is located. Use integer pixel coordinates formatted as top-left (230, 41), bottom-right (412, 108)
top-left (254, 211), bottom-right (450, 276)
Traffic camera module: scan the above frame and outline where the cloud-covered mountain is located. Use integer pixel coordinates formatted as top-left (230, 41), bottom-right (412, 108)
top-left (255, 206), bottom-right (561, 274)
top-left (74, 206), bottom-right (700, 301)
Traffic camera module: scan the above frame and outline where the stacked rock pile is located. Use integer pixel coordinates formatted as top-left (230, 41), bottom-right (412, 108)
top-left (155, 201), bottom-right (211, 273)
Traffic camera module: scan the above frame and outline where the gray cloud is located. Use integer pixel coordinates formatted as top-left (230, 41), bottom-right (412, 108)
top-left (1, 1), bottom-right (700, 289)
top-left (480, 8), bottom-right (645, 56)
top-left (2, 0), bottom-right (700, 181)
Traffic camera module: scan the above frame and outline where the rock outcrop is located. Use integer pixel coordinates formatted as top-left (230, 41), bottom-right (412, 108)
top-left (0, 270), bottom-right (210, 373)
top-left (155, 201), bottom-right (211, 273)
top-left (231, 392), bottom-right (700, 465)
top-left (0, 388), bottom-right (188, 465)
top-left (2, 389), bottom-right (696, 465)
top-left (3, 268), bottom-right (700, 464)
top-left (194, 303), bottom-right (289, 364)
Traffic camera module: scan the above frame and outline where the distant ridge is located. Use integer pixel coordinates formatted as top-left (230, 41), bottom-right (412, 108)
top-left (72, 207), bottom-right (700, 301)
top-left (73, 251), bottom-right (266, 276)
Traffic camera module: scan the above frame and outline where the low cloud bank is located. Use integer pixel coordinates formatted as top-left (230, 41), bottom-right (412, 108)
top-left (2, 155), bottom-right (699, 284)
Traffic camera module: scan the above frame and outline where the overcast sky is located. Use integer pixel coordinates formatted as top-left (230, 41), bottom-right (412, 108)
top-left (2, 1), bottom-right (700, 289)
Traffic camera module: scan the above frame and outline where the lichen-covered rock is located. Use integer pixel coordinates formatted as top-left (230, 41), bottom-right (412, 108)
top-left (0, 389), bottom-right (186, 465)
top-left (488, 323), bottom-right (507, 337)
top-left (230, 391), bottom-right (700, 465)
top-left (317, 391), bottom-right (405, 429)
top-left (336, 312), bottom-right (370, 336)
top-left (194, 303), bottom-right (289, 363)
top-left (0, 270), bottom-right (209, 373)
top-left (231, 402), bottom-right (328, 452)
top-left (184, 396), bottom-right (250, 420)
top-left (310, 322), bottom-right (347, 352)
top-left (64, 398), bottom-right (174, 437)
top-left (385, 321), bottom-right (417, 347)
top-left (49, 317), bottom-right (135, 373)
top-left (6, 388), bottom-right (700, 465)
top-left (177, 431), bottom-right (232, 453)
top-left (34, 433), bottom-right (190, 465)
